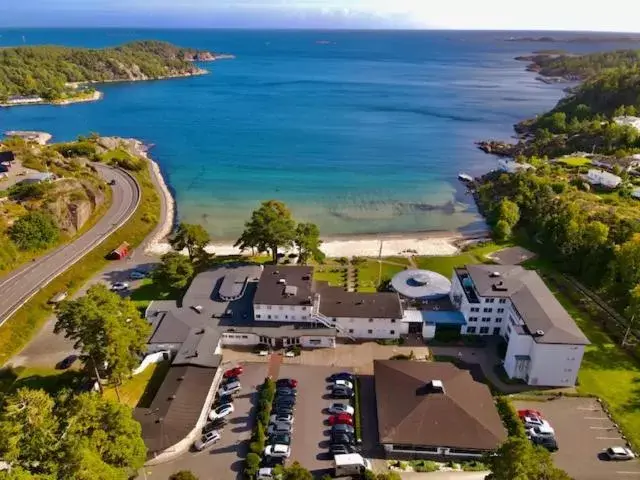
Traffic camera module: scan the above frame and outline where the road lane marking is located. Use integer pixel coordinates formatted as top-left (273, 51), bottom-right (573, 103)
top-left (578, 407), bottom-right (599, 411)
top-left (597, 436), bottom-right (622, 440)
top-left (616, 472), bottom-right (640, 475)
top-left (585, 416), bottom-right (608, 420)
top-left (590, 426), bottom-right (615, 430)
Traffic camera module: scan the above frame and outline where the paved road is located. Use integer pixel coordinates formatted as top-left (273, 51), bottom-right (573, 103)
top-left (0, 164), bottom-right (140, 325)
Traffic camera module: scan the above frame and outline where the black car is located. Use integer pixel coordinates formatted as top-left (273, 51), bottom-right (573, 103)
top-left (56, 354), bottom-right (78, 370)
top-left (331, 387), bottom-right (354, 399)
top-left (276, 387), bottom-right (297, 397)
top-left (223, 376), bottom-right (239, 385)
top-left (331, 424), bottom-right (355, 435)
top-left (269, 433), bottom-right (292, 446)
top-left (272, 405), bottom-right (294, 416)
top-left (214, 394), bottom-right (233, 407)
top-left (331, 433), bottom-right (355, 445)
top-left (531, 436), bottom-right (558, 452)
top-left (330, 443), bottom-right (357, 455)
top-left (329, 372), bottom-right (354, 383)
top-left (261, 455), bottom-right (285, 468)
top-left (203, 418), bottom-right (227, 433)
top-left (274, 396), bottom-right (296, 406)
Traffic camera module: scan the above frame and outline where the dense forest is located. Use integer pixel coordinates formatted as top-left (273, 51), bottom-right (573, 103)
top-left (0, 40), bottom-right (207, 101)
top-left (523, 49), bottom-right (640, 80)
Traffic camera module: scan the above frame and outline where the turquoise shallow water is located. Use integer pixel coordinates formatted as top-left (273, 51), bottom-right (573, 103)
top-left (0, 29), bottom-right (615, 239)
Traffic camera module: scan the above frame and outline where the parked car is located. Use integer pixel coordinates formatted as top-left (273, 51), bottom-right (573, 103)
top-left (331, 432), bottom-right (355, 445)
top-left (224, 376), bottom-right (240, 385)
top-left (269, 413), bottom-right (294, 425)
top-left (276, 387), bottom-right (297, 397)
top-left (214, 394), bottom-right (233, 407)
top-left (252, 343), bottom-right (271, 354)
top-left (328, 403), bottom-right (355, 416)
top-left (264, 444), bottom-right (291, 459)
top-left (330, 443), bottom-right (357, 455)
top-left (329, 372), bottom-right (354, 383)
top-left (193, 430), bottom-right (221, 451)
top-left (531, 435), bottom-right (558, 452)
top-left (276, 378), bottom-right (298, 388)
top-left (224, 366), bottom-right (244, 378)
top-left (203, 418), bottom-right (227, 433)
top-left (331, 424), bottom-right (355, 435)
top-left (272, 405), bottom-right (294, 416)
top-left (56, 354), bottom-right (78, 370)
top-left (518, 409), bottom-right (544, 419)
top-left (333, 379), bottom-right (354, 390)
top-left (526, 425), bottom-right (555, 439)
top-left (48, 291), bottom-right (68, 304)
top-left (605, 447), bottom-right (635, 461)
top-left (108, 179), bottom-right (116, 186)
top-left (218, 381), bottom-right (241, 397)
top-left (110, 282), bottom-right (129, 291)
top-left (269, 433), bottom-right (291, 446)
top-left (209, 403), bottom-right (234, 421)
top-left (331, 387), bottom-right (354, 399)
top-left (267, 422), bottom-right (293, 436)
top-left (273, 396), bottom-right (296, 408)
top-left (129, 270), bottom-right (147, 280)
top-left (522, 415), bottom-right (553, 431)
top-left (328, 413), bottom-right (353, 426)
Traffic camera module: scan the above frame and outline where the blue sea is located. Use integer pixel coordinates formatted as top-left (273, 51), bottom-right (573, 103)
top-left (0, 29), bottom-right (626, 239)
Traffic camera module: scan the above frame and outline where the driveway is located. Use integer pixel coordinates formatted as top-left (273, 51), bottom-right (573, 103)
top-left (514, 397), bottom-right (640, 480)
top-left (140, 363), bottom-right (268, 480)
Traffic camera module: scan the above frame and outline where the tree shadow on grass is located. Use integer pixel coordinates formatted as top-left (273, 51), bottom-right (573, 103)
top-left (0, 366), bottom-right (85, 397)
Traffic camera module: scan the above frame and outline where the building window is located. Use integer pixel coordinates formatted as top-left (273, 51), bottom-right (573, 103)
top-left (266, 306), bottom-right (272, 310)
top-left (493, 327), bottom-right (501, 335)
top-left (279, 306), bottom-right (284, 310)
top-left (390, 330), bottom-right (395, 335)
top-left (507, 325), bottom-right (512, 335)
top-left (301, 306), bottom-right (306, 311)
top-left (267, 315), bottom-right (272, 319)
top-left (482, 317), bottom-right (491, 322)
top-left (301, 316), bottom-right (307, 320)
top-left (256, 314), bottom-right (261, 319)
top-left (285, 315), bottom-right (288, 319)
top-left (242, 335), bottom-right (248, 339)
top-left (485, 298), bottom-right (495, 303)
top-left (495, 317), bottom-right (502, 323)
top-left (469, 317), bottom-right (478, 322)
top-left (348, 329), bottom-right (354, 334)
top-left (567, 357), bottom-right (575, 361)
top-left (480, 327), bottom-right (490, 334)
top-left (483, 308), bottom-right (492, 313)
top-left (368, 329), bottom-right (373, 334)
top-left (499, 298), bottom-right (507, 304)
top-left (564, 368), bottom-right (573, 372)
top-left (309, 339), bottom-right (321, 345)
top-left (497, 308), bottom-right (504, 313)
top-left (333, 318), bottom-right (337, 322)
top-left (369, 318), bottom-right (374, 322)
top-left (470, 307), bottom-right (480, 313)
top-left (467, 326), bottom-right (477, 333)
top-left (391, 319), bottom-right (396, 323)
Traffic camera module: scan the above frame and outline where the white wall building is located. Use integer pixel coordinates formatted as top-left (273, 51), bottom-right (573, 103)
top-left (587, 169), bottom-right (622, 188)
top-left (498, 158), bottom-right (534, 174)
top-left (450, 265), bottom-right (589, 387)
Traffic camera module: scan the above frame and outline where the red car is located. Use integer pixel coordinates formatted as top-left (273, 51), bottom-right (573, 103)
top-left (328, 413), bottom-right (353, 426)
top-left (518, 409), bottom-right (543, 419)
top-left (276, 378), bottom-right (298, 388)
top-left (223, 366), bottom-right (243, 378)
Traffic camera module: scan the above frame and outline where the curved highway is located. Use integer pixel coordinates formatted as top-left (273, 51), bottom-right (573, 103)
top-left (0, 164), bottom-right (140, 325)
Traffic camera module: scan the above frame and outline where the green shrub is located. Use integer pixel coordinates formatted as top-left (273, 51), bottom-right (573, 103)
top-left (460, 460), bottom-right (487, 472)
top-left (244, 452), bottom-right (261, 478)
top-left (169, 471), bottom-right (199, 480)
top-left (53, 141), bottom-right (97, 158)
top-left (495, 397), bottom-right (526, 438)
top-left (353, 376), bottom-right (362, 441)
top-left (413, 460), bottom-right (439, 473)
top-left (8, 181), bottom-right (52, 200)
top-left (249, 441), bottom-right (263, 456)
top-left (9, 211), bottom-right (60, 250)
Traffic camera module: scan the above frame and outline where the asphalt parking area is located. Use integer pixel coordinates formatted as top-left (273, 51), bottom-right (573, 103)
top-left (277, 364), bottom-right (355, 477)
top-left (514, 397), bottom-right (640, 480)
top-left (141, 362), bottom-right (268, 480)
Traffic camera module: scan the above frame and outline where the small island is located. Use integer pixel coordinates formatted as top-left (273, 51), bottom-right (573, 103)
top-left (505, 34), bottom-right (640, 43)
top-left (0, 40), bottom-right (232, 107)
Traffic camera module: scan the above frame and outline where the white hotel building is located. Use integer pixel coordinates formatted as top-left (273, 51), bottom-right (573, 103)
top-left (450, 265), bottom-right (589, 387)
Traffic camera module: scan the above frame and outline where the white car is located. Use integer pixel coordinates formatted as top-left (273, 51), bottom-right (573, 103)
top-left (264, 444), bottom-right (291, 459)
top-left (257, 467), bottom-right (283, 480)
top-left (328, 403), bottom-right (355, 416)
top-left (333, 379), bottom-right (353, 390)
top-left (218, 381), bottom-right (241, 397)
top-left (209, 403), bottom-right (234, 421)
top-left (110, 282), bottom-right (129, 291)
top-left (527, 425), bottom-right (555, 439)
top-left (269, 413), bottom-right (294, 425)
top-left (193, 430), bottom-right (221, 451)
top-left (606, 446), bottom-right (635, 461)
top-left (523, 416), bottom-right (553, 432)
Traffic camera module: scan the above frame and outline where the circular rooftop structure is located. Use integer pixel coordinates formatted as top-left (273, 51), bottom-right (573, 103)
top-left (391, 269), bottom-right (452, 300)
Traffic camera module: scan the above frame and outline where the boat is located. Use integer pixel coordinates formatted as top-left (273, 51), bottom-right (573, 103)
top-left (458, 173), bottom-right (474, 183)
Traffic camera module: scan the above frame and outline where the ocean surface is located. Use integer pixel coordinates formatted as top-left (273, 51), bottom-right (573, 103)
top-left (0, 29), bottom-right (627, 239)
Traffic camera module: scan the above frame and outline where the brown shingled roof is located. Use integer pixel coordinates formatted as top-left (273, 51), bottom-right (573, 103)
top-left (318, 286), bottom-right (403, 319)
top-left (374, 360), bottom-right (506, 451)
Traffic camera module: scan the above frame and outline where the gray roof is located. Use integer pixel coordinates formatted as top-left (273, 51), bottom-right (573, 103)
top-left (147, 311), bottom-right (191, 345)
top-left (253, 265), bottom-right (314, 306)
top-left (172, 328), bottom-right (222, 368)
top-left (219, 272), bottom-right (248, 299)
top-left (464, 265), bottom-right (589, 345)
top-left (222, 323), bottom-right (336, 338)
top-left (318, 286), bottom-right (403, 319)
top-left (391, 269), bottom-right (451, 300)
top-left (134, 365), bottom-right (217, 457)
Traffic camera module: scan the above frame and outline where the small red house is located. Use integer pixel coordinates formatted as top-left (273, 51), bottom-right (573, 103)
top-left (109, 242), bottom-right (130, 260)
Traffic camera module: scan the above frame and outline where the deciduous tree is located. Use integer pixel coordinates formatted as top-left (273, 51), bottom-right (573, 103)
top-left (235, 200), bottom-right (296, 263)
top-left (294, 222), bottom-right (324, 264)
top-left (153, 251), bottom-right (194, 289)
top-left (169, 472), bottom-right (199, 480)
top-left (54, 285), bottom-right (151, 384)
top-left (170, 222), bottom-right (210, 262)
top-left (485, 437), bottom-right (571, 480)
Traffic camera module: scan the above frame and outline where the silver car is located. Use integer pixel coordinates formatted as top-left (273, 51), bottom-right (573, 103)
top-left (267, 421), bottom-right (293, 436)
top-left (194, 430), bottom-right (221, 451)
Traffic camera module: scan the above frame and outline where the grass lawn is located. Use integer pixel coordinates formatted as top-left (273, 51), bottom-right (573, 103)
top-left (533, 268), bottom-right (640, 450)
top-left (129, 278), bottom-right (181, 312)
top-left (313, 265), bottom-right (346, 287)
top-left (413, 242), bottom-right (504, 277)
top-left (0, 366), bottom-right (84, 396)
top-left (557, 156), bottom-right (592, 167)
top-left (103, 360), bottom-right (170, 408)
top-left (356, 260), bottom-right (406, 292)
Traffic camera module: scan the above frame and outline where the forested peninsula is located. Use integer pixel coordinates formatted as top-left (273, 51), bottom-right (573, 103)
top-left (0, 40), bottom-right (221, 105)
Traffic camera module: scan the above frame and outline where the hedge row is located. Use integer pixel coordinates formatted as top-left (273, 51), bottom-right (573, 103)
top-left (353, 376), bottom-right (363, 443)
top-left (245, 378), bottom-right (276, 479)
top-left (495, 397), bottom-right (526, 439)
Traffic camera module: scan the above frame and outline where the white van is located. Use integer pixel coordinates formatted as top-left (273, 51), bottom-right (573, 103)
top-left (333, 453), bottom-right (371, 477)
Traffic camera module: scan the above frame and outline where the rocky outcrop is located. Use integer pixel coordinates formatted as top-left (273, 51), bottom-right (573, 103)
top-left (44, 179), bottom-right (105, 235)
top-left (182, 51), bottom-right (235, 62)
top-left (475, 140), bottom-right (517, 157)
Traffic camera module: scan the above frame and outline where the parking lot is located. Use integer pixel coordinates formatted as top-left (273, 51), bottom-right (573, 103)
top-left (141, 362), bottom-right (268, 480)
top-left (514, 397), bottom-right (640, 480)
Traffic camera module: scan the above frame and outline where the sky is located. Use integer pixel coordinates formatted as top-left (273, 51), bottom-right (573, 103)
top-left (0, 0), bottom-right (638, 31)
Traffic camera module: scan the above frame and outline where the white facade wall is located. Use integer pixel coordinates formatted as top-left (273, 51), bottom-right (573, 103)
top-left (333, 317), bottom-right (402, 339)
top-left (221, 332), bottom-right (261, 346)
top-left (527, 343), bottom-right (585, 387)
top-left (451, 272), bottom-right (507, 337)
top-left (300, 336), bottom-right (336, 348)
top-left (384, 444), bottom-right (484, 459)
top-left (254, 304), bottom-right (312, 322)
top-left (423, 324), bottom-right (436, 339)
top-left (503, 331), bottom-right (534, 379)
